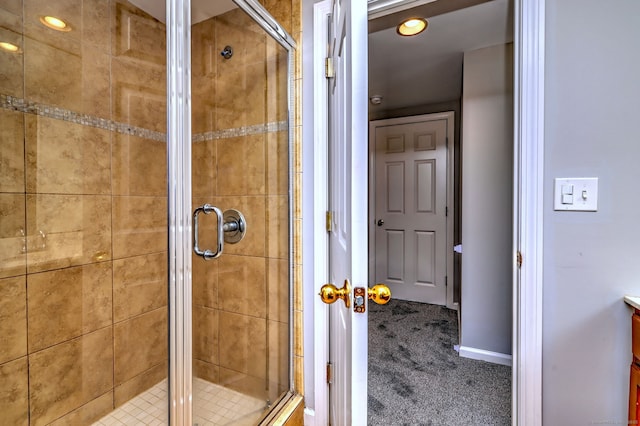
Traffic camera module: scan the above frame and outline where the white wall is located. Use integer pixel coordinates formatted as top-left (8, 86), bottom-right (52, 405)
top-left (460, 43), bottom-right (513, 356)
top-left (543, 0), bottom-right (640, 422)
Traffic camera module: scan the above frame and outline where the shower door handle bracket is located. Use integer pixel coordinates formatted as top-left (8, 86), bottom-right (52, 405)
top-left (193, 204), bottom-right (247, 260)
top-left (193, 204), bottom-right (224, 260)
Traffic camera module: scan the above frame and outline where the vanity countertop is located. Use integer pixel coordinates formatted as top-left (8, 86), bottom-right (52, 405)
top-left (624, 296), bottom-right (640, 310)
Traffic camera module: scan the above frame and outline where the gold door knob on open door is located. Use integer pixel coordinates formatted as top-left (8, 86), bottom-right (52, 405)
top-left (368, 284), bottom-right (391, 305)
top-left (319, 280), bottom-right (351, 308)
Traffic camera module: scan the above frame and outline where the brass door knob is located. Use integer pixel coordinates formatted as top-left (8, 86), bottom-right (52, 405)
top-left (319, 279), bottom-right (351, 308)
top-left (368, 284), bottom-right (391, 305)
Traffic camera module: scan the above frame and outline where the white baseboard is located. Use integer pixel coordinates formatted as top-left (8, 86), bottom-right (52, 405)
top-left (458, 345), bottom-right (512, 366)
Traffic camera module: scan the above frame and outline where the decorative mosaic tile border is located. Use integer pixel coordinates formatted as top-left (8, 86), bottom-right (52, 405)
top-left (192, 120), bottom-right (288, 142)
top-left (1, 94), bottom-right (287, 142)
top-left (1, 94), bottom-right (167, 142)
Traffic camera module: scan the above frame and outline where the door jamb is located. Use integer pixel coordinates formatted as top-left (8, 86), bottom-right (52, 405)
top-left (512, 0), bottom-right (544, 424)
top-left (304, 0), bottom-right (545, 424)
top-left (303, 1), bottom-right (332, 425)
top-left (367, 112), bottom-right (456, 309)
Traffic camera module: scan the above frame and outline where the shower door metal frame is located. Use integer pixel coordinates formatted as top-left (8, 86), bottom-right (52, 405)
top-left (166, 0), bottom-right (297, 424)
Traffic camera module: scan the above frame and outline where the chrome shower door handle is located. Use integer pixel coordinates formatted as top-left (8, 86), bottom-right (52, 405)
top-left (193, 204), bottom-right (224, 260)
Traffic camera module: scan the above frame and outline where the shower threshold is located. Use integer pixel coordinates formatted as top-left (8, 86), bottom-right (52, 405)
top-left (93, 378), bottom-right (267, 426)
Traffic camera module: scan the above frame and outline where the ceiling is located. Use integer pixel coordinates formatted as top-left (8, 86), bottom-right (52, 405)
top-left (128, 0), bottom-right (236, 24)
top-left (368, 0), bottom-right (513, 112)
top-left (129, 0), bottom-right (511, 113)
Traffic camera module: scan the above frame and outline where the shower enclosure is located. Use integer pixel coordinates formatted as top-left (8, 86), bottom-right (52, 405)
top-left (0, 0), bottom-right (297, 424)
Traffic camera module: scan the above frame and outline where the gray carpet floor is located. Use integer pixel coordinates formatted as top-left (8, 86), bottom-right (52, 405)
top-left (368, 299), bottom-right (511, 425)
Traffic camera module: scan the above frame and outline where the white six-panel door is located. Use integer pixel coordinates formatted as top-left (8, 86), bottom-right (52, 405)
top-left (326, 0), bottom-right (369, 424)
top-left (371, 113), bottom-right (454, 306)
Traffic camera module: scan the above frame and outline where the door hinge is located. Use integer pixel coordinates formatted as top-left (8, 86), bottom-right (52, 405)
top-left (326, 211), bottom-right (333, 233)
top-left (445, 206), bottom-right (448, 217)
top-left (325, 57), bottom-right (335, 78)
top-left (326, 362), bottom-right (333, 384)
top-left (445, 276), bottom-right (448, 287)
top-left (517, 251), bottom-right (523, 269)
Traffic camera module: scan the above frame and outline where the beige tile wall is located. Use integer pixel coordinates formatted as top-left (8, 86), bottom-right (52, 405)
top-left (0, 0), bottom-right (303, 424)
top-left (0, 1), bottom-right (168, 424)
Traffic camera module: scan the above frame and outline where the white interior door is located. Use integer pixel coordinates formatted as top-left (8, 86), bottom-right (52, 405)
top-left (371, 114), bottom-right (453, 306)
top-left (326, 0), bottom-right (368, 424)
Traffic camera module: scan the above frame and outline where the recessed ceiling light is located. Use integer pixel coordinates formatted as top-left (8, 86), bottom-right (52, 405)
top-left (397, 17), bottom-right (428, 37)
top-left (40, 16), bottom-right (71, 32)
top-left (0, 41), bottom-right (20, 52)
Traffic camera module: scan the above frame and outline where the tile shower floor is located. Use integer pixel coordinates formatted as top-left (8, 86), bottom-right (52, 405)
top-left (93, 378), bottom-right (267, 426)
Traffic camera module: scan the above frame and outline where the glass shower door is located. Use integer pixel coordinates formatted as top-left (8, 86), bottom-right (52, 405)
top-left (190, 2), bottom-right (292, 421)
top-left (168, 0), bottom-right (296, 424)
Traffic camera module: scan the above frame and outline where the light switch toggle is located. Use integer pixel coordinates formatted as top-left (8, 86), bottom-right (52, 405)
top-left (561, 184), bottom-right (574, 205)
top-left (554, 177), bottom-right (598, 211)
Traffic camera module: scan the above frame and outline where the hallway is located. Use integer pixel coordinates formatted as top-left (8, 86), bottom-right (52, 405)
top-left (368, 300), bottom-right (511, 425)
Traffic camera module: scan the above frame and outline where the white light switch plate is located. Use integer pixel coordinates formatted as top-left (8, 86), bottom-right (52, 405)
top-left (554, 177), bottom-right (598, 211)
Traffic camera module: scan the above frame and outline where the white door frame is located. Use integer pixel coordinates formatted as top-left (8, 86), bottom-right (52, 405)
top-left (303, 0), bottom-right (544, 424)
top-left (368, 112), bottom-right (456, 309)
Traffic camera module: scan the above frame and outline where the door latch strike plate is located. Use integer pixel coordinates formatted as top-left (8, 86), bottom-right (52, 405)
top-left (354, 287), bottom-right (366, 313)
